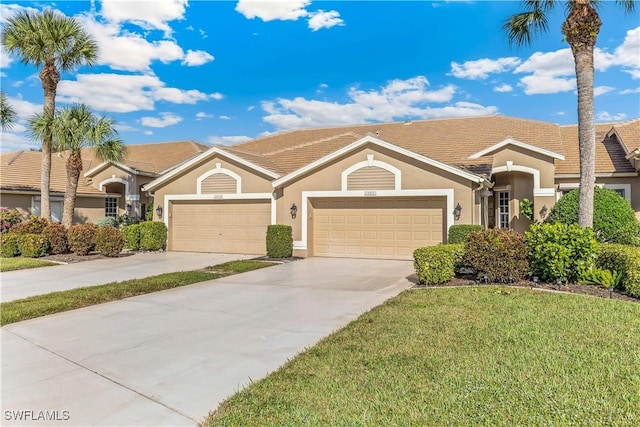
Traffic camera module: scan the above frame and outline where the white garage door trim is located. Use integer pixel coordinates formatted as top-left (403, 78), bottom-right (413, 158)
top-left (296, 189), bottom-right (454, 250)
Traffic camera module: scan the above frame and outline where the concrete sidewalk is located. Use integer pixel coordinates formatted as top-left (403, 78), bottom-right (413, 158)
top-left (0, 252), bottom-right (251, 302)
top-left (1, 257), bottom-right (414, 426)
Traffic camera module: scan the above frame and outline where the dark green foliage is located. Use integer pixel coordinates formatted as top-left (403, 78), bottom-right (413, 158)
top-left (17, 233), bottom-right (49, 258)
top-left (42, 223), bottom-right (68, 255)
top-left (525, 222), bottom-right (597, 283)
top-left (122, 223), bottom-right (141, 250)
top-left (580, 267), bottom-right (624, 289)
top-left (139, 221), bottom-right (167, 251)
top-left (11, 216), bottom-right (49, 235)
top-left (67, 223), bottom-right (98, 256)
top-left (519, 198), bottom-right (534, 221)
top-left (447, 225), bottom-right (484, 244)
top-left (1, 233), bottom-right (20, 257)
top-left (95, 226), bottom-right (124, 257)
top-left (413, 244), bottom-right (464, 285)
top-left (97, 216), bottom-right (119, 228)
top-left (596, 244), bottom-right (640, 297)
top-left (146, 202), bottom-right (154, 221)
top-left (549, 187), bottom-right (640, 244)
top-left (463, 229), bottom-right (528, 283)
top-left (266, 224), bottom-right (293, 258)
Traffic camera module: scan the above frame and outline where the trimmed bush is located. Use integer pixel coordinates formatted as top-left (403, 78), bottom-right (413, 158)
top-left (139, 221), bottom-right (167, 251)
top-left (525, 222), bottom-right (597, 283)
top-left (549, 187), bottom-right (640, 245)
top-left (1, 233), bottom-right (20, 257)
top-left (95, 226), bottom-right (125, 257)
top-left (266, 224), bottom-right (293, 258)
top-left (463, 229), bottom-right (528, 283)
top-left (414, 244), bottom-right (464, 285)
top-left (17, 234), bottom-right (49, 258)
top-left (596, 244), bottom-right (640, 297)
top-left (67, 223), bottom-right (98, 256)
top-left (1, 207), bottom-right (23, 233)
top-left (42, 223), bottom-right (68, 255)
top-left (448, 224), bottom-right (484, 244)
top-left (11, 216), bottom-right (50, 235)
top-left (97, 216), bottom-right (120, 228)
top-left (122, 223), bottom-right (141, 250)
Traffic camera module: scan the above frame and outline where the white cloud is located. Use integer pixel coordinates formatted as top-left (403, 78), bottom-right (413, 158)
top-left (207, 135), bottom-right (252, 146)
top-left (143, 130), bottom-right (153, 136)
top-left (114, 123), bottom-right (138, 132)
top-left (219, 115), bottom-right (231, 120)
top-left (247, 105), bottom-right (255, 111)
top-left (450, 57), bottom-right (521, 80)
top-left (0, 132), bottom-right (40, 153)
top-left (594, 86), bottom-right (614, 97)
top-left (211, 92), bottom-right (224, 100)
top-left (57, 73), bottom-right (216, 113)
top-left (99, 0), bottom-right (188, 37)
top-left (597, 111), bottom-right (627, 122)
top-left (518, 74), bottom-right (575, 95)
top-left (611, 26), bottom-right (640, 79)
top-left (261, 76), bottom-right (497, 130)
top-left (196, 112), bottom-right (214, 120)
top-left (235, 0), bottom-right (310, 22)
top-left (0, 47), bottom-right (14, 68)
top-left (493, 84), bottom-right (513, 93)
top-left (308, 10), bottom-right (344, 31)
top-left (140, 112), bottom-right (183, 128)
top-left (620, 87), bottom-right (640, 94)
top-left (181, 49), bottom-right (215, 66)
top-left (3, 95), bottom-right (42, 118)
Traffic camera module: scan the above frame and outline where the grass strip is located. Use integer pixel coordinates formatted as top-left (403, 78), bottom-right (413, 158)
top-left (206, 287), bottom-right (640, 426)
top-left (208, 259), bottom-right (278, 273)
top-left (1, 257), bottom-right (58, 272)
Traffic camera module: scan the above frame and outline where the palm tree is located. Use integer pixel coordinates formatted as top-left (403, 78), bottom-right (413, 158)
top-left (2, 9), bottom-right (98, 220)
top-left (0, 92), bottom-right (17, 130)
top-left (28, 104), bottom-right (125, 228)
top-left (504, 0), bottom-right (635, 228)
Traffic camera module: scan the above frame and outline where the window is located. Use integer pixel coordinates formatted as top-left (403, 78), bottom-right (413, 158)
top-left (498, 191), bottom-right (510, 229)
top-left (32, 197), bottom-right (63, 222)
top-left (105, 197), bottom-right (118, 217)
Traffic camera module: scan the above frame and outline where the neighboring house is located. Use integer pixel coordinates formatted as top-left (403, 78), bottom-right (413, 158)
top-left (0, 140), bottom-right (208, 223)
top-left (142, 115), bottom-right (640, 260)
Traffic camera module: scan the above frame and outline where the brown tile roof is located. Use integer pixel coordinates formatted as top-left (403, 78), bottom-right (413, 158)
top-left (611, 119), bottom-right (640, 153)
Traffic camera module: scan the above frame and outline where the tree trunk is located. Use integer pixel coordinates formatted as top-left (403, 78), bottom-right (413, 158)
top-left (39, 62), bottom-right (60, 221)
top-left (562, 2), bottom-right (601, 228)
top-left (62, 150), bottom-right (83, 228)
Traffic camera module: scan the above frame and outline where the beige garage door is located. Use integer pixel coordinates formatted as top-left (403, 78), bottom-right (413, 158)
top-left (170, 200), bottom-right (270, 254)
top-left (312, 197), bottom-right (444, 260)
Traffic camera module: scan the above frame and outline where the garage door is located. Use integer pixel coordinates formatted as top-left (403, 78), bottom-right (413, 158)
top-left (170, 200), bottom-right (271, 254)
top-left (312, 197), bottom-right (444, 260)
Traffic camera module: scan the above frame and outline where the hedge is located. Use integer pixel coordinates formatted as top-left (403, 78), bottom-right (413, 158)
top-left (448, 224), bottom-right (483, 244)
top-left (95, 226), bottom-right (125, 257)
top-left (1, 233), bottom-right (20, 257)
top-left (122, 223), bottom-right (141, 250)
top-left (463, 229), bottom-right (528, 283)
top-left (596, 244), bottom-right (640, 298)
top-left (17, 234), bottom-right (49, 258)
top-left (139, 221), bottom-right (167, 251)
top-left (266, 224), bottom-right (293, 258)
top-left (42, 223), bottom-right (68, 255)
top-left (11, 216), bottom-right (49, 235)
top-left (67, 223), bottom-right (98, 256)
top-left (413, 244), bottom-right (464, 285)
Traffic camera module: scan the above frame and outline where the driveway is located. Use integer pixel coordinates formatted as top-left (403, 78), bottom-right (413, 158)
top-left (0, 252), bottom-right (251, 302)
top-left (1, 257), bottom-right (415, 426)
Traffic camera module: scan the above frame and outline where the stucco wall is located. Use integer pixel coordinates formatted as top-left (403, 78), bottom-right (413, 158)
top-left (0, 194), bottom-right (33, 219)
top-left (74, 197), bottom-right (107, 223)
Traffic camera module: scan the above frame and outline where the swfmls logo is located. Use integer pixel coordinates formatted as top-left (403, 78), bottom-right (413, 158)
top-left (4, 410), bottom-right (70, 421)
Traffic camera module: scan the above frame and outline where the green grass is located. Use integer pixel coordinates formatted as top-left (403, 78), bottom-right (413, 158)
top-left (206, 287), bottom-right (640, 426)
top-left (0, 257), bottom-right (57, 272)
top-left (1, 259), bottom-right (276, 326)
top-left (208, 259), bottom-right (278, 273)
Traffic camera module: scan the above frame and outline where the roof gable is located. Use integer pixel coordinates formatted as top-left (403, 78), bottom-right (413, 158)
top-left (468, 138), bottom-right (565, 160)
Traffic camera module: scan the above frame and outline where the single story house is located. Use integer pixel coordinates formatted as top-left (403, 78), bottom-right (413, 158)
top-left (0, 140), bottom-right (208, 223)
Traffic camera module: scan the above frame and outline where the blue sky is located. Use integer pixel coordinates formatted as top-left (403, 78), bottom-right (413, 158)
top-left (1, 0), bottom-right (638, 152)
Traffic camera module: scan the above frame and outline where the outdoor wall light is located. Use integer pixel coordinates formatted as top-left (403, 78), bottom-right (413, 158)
top-left (290, 203), bottom-right (298, 219)
top-left (540, 205), bottom-right (548, 219)
top-left (156, 205), bottom-right (163, 219)
top-left (453, 203), bottom-right (462, 220)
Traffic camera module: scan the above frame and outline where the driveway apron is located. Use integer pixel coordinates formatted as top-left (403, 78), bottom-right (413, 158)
top-left (1, 257), bottom-right (414, 426)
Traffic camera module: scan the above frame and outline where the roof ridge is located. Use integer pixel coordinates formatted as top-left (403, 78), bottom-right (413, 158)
top-left (3, 151), bottom-right (25, 166)
top-left (262, 131), bottom-right (360, 156)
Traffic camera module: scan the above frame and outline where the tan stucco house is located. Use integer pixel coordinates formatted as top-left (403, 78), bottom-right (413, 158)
top-left (139, 115), bottom-right (640, 260)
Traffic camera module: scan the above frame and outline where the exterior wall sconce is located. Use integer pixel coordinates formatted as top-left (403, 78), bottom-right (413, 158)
top-left (156, 205), bottom-right (163, 219)
top-left (540, 205), bottom-right (548, 219)
top-left (290, 203), bottom-right (298, 219)
top-left (453, 203), bottom-right (462, 220)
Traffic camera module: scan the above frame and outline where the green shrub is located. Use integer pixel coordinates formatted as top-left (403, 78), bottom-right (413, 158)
top-left (1, 207), bottom-right (23, 233)
top-left (580, 267), bottom-right (624, 289)
top-left (463, 229), bottom-right (528, 283)
top-left (525, 222), bottom-right (597, 283)
top-left (146, 202), bottom-right (154, 221)
top-left (42, 223), bottom-right (68, 255)
top-left (519, 198), bottom-right (534, 221)
top-left (1, 233), bottom-right (20, 257)
top-left (95, 226), bottom-right (125, 257)
top-left (447, 225), bottom-right (484, 244)
top-left (17, 234), bottom-right (49, 258)
top-left (122, 223), bottom-right (141, 250)
top-left (11, 216), bottom-right (50, 235)
top-left (97, 216), bottom-right (120, 228)
top-left (266, 224), bottom-right (293, 258)
top-left (67, 223), bottom-right (98, 256)
top-left (139, 221), bottom-right (167, 251)
top-left (596, 244), bottom-right (640, 297)
top-left (549, 187), bottom-right (640, 245)
top-left (413, 244), bottom-right (464, 285)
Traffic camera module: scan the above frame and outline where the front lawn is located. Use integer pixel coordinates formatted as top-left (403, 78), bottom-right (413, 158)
top-left (207, 287), bottom-right (640, 426)
top-left (0, 257), bottom-right (58, 272)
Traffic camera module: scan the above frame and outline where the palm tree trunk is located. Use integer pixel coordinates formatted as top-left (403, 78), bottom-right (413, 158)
top-left (62, 150), bottom-right (83, 228)
top-left (39, 62), bottom-right (60, 221)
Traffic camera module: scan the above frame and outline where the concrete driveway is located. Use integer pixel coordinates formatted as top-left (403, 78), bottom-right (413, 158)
top-left (0, 252), bottom-right (251, 302)
top-left (1, 257), bottom-right (415, 426)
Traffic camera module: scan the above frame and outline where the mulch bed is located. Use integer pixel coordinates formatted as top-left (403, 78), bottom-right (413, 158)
top-left (41, 250), bottom-right (137, 264)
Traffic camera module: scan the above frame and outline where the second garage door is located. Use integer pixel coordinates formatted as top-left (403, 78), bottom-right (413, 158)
top-left (170, 199), bottom-right (271, 254)
top-left (312, 197), bottom-right (445, 260)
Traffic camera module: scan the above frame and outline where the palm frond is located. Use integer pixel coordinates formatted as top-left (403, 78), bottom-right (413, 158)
top-left (0, 92), bottom-right (17, 130)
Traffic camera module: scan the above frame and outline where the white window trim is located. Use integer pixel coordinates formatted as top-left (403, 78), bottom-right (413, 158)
top-left (556, 183), bottom-right (632, 202)
top-left (341, 154), bottom-right (401, 191)
top-left (497, 191), bottom-right (510, 229)
top-left (196, 163), bottom-right (242, 195)
top-left (98, 177), bottom-right (130, 198)
top-left (492, 162), bottom-right (555, 197)
top-left (32, 196), bottom-right (63, 222)
top-left (603, 183), bottom-right (632, 202)
top-left (295, 188), bottom-right (454, 250)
